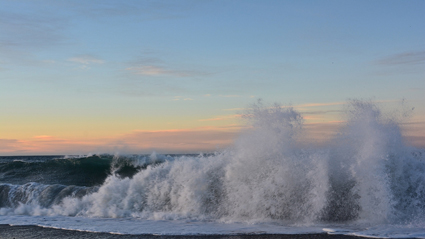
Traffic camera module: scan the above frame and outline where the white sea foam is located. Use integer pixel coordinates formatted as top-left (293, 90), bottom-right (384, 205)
top-left (1, 100), bottom-right (425, 237)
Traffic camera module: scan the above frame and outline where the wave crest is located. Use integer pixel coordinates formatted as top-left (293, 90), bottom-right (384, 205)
top-left (1, 100), bottom-right (425, 225)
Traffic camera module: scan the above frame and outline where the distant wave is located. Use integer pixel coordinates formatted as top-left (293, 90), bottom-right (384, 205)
top-left (0, 153), bottom-right (174, 186)
top-left (1, 100), bottom-right (425, 227)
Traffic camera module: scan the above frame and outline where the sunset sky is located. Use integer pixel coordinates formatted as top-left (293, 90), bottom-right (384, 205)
top-left (1, 0), bottom-right (424, 155)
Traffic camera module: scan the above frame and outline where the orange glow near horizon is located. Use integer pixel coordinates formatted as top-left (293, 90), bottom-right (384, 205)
top-left (1, 101), bottom-right (424, 155)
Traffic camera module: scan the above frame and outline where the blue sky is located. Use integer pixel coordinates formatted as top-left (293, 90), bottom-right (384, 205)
top-left (1, 0), bottom-right (424, 155)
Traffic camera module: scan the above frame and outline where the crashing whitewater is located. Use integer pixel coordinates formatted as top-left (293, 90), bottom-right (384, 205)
top-left (1, 100), bottom-right (425, 228)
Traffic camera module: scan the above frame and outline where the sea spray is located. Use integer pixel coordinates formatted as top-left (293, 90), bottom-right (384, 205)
top-left (1, 100), bottom-right (424, 226)
top-left (221, 101), bottom-right (327, 222)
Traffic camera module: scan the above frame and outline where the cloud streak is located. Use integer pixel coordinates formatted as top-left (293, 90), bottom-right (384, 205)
top-left (173, 96), bottom-right (193, 101)
top-left (199, 115), bottom-right (241, 122)
top-left (68, 55), bottom-right (104, 65)
top-left (377, 50), bottom-right (425, 65)
top-left (126, 65), bottom-right (203, 77)
top-left (0, 7), bottom-right (71, 67)
top-left (66, 54), bottom-right (105, 70)
top-left (2, 117), bottom-right (425, 155)
top-left (0, 11), bottom-right (66, 47)
top-left (58, 1), bottom-right (193, 21)
top-left (110, 128), bottom-right (238, 153)
top-left (0, 139), bottom-right (28, 154)
top-left (0, 126), bottom-right (240, 155)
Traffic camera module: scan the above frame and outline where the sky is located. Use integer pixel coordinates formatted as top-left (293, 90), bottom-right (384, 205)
top-left (0, 0), bottom-right (424, 155)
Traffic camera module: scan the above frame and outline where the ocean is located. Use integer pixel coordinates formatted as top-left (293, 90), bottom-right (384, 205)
top-left (1, 101), bottom-right (425, 238)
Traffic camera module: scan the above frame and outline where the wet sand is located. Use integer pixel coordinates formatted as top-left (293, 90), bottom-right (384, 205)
top-left (0, 224), bottom-right (375, 239)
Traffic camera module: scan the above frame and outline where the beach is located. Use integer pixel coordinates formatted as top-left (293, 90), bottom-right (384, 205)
top-left (0, 224), bottom-right (365, 239)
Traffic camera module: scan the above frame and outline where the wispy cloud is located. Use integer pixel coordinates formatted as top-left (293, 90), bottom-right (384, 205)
top-left (172, 96), bottom-right (193, 101)
top-left (0, 11), bottom-right (67, 50)
top-left (67, 54), bottom-right (104, 70)
top-left (219, 95), bottom-right (242, 98)
top-left (300, 110), bottom-right (342, 115)
top-left (111, 127), bottom-right (238, 153)
top-left (33, 135), bottom-right (55, 140)
top-left (68, 55), bottom-right (104, 65)
top-left (0, 139), bottom-right (27, 154)
top-left (407, 87), bottom-right (424, 92)
top-left (59, 1), bottom-right (193, 21)
top-left (295, 102), bottom-right (346, 108)
top-left (223, 108), bottom-right (245, 111)
top-left (0, 137), bottom-right (105, 155)
top-left (0, 1), bottom-right (196, 65)
top-left (401, 121), bottom-right (425, 148)
top-left (199, 115), bottom-right (241, 122)
top-left (0, 125), bottom-right (241, 155)
top-left (126, 65), bottom-right (202, 77)
top-left (125, 50), bottom-right (212, 79)
top-left (377, 50), bottom-right (425, 65)
top-left (405, 135), bottom-right (425, 147)
top-left (0, 9), bottom-right (69, 65)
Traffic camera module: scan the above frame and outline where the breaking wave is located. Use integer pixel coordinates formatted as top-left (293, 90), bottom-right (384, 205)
top-left (0, 153), bottom-right (174, 186)
top-left (1, 100), bottom-right (424, 226)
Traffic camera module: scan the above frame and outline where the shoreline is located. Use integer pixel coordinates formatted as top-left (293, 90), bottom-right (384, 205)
top-left (0, 224), bottom-right (374, 239)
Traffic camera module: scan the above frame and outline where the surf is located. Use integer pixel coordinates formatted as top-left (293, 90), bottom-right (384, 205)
top-left (1, 100), bottom-right (424, 227)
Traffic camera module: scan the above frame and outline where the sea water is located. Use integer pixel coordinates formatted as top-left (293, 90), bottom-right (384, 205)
top-left (1, 100), bottom-right (425, 238)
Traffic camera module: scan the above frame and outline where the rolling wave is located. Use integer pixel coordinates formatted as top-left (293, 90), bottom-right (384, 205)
top-left (0, 153), bottom-right (173, 186)
top-left (1, 100), bottom-right (424, 227)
